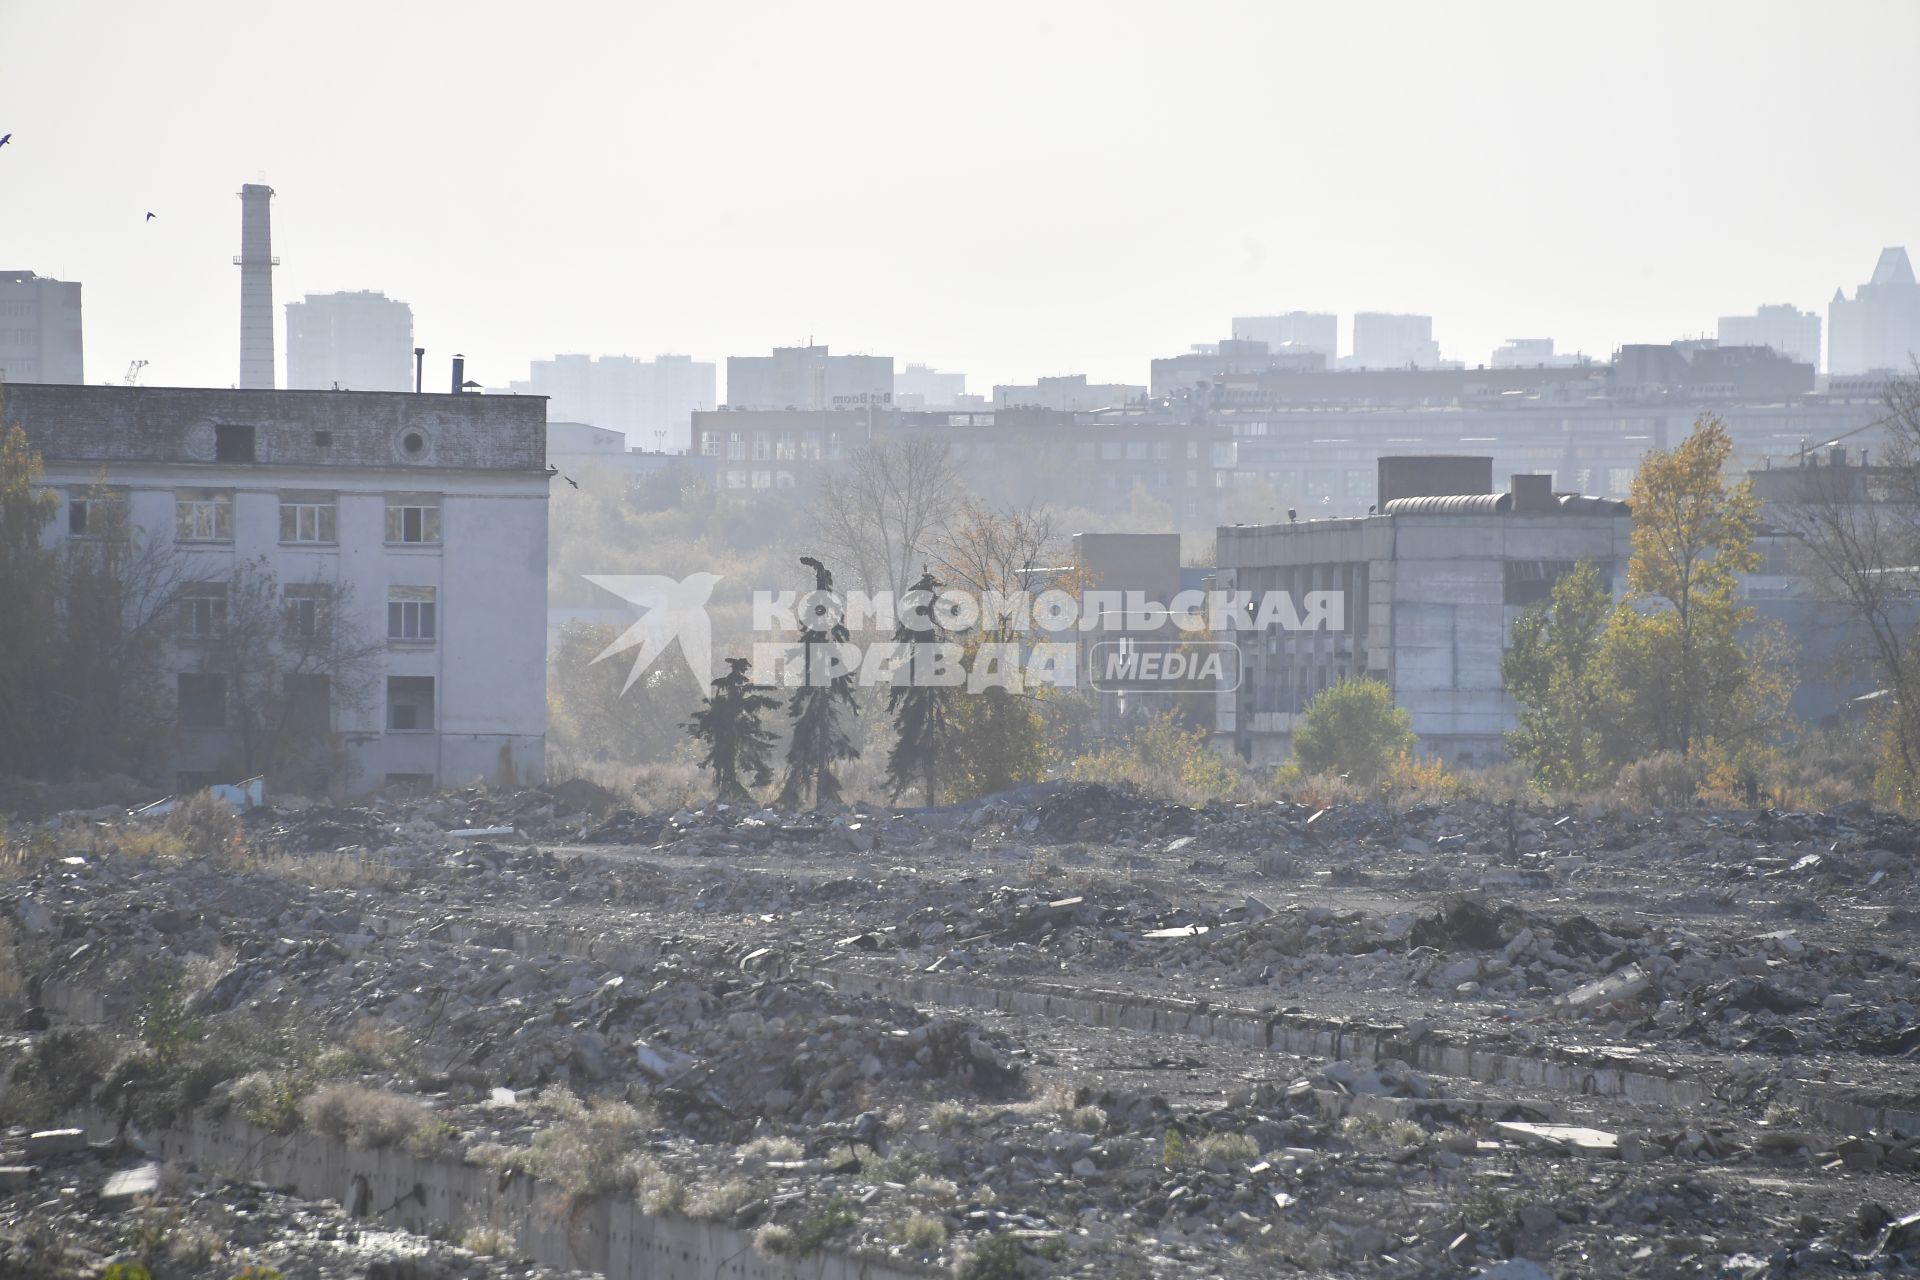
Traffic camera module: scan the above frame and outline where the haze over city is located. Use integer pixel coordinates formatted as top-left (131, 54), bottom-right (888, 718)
top-left (4, 0), bottom-right (1917, 396)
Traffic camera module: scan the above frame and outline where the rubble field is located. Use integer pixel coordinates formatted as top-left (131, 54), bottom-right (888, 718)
top-left (3, 780), bottom-right (1920, 1278)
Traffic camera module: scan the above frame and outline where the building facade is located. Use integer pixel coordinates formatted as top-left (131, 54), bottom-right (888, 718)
top-left (1216, 458), bottom-right (1632, 764)
top-left (1231, 313), bottom-right (1338, 361)
top-left (285, 290), bottom-right (415, 392)
top-left (1830, 247), bottom-right (1920, 375)
top-left (1718, 304), bottom-right (1822, 370)
top-left (894, 363), bottom-right (972, 409)
top-left (10, 383), bottom-right (550, 795)
top-left (0, 270), bottom-right (83, 385)
top-left (511, 353), bottom-right (717, 452)
top-left (991, 374), bottom-right (1145, 412)
top-left (725, 345), bottom-right (892, 412)
top-left (1349, 312), bottom-right (1443, 369)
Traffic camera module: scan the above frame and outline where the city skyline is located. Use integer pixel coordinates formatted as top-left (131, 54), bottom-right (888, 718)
top-left (2, 0), bottom-right (1916, 397)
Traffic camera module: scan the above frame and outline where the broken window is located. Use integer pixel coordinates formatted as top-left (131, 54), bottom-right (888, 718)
top-left (174, 489), bottom-right (233, 542)
top-left (67, 488), bottom-right (127, 538)
top-left (1503, 560), bottom-right (1610, 607)
top-left (387, 675), bottom-right (435, 732)
top-left (215, 424), bottom-right (256, 463)
top-left (279, 492), bottom-right (338, 544)
top-left (384, 497), bottom-right (441, 545)
top-left (176, 583), bottom-right (228, 639)
top-left (387, 586), bottom-right (437, 642)
top-left (176, 673), bottom-right (226, 728)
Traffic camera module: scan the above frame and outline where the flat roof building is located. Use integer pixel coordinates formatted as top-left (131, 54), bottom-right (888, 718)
top-left (286, 290), bottom-right (415, 393)
top-left (0, 270), bottom-right (83, 385)
top-left (8, 382), bottom-right (550, 796)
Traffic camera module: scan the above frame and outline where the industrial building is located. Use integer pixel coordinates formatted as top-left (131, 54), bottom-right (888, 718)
top-left (9, 382), bottom-right (551, 796)
top-left (1215, 456), bottom-right (1632, 764)
top-left (0, 270), bottom-right (83, 385)
top-left (286, 290), bottom-right (415, 392)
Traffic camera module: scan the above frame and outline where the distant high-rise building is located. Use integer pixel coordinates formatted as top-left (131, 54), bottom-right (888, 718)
top-left (1232, 313), bottom-right (1338, 361)
top-left (285, 290), bottom-right (414, 392)
top-left (1349, 312), bottom-right (1442, 368)
top-left (1829, 248), bottom-right (1920, 375)
top-left (1718, 304), bottom-right (1822, 370)
top-left (1491, 338), bottom-right (1581, 369)
top-left (726, 345), bottom-right (892, 412)
top-left (511, 353), bottom-right (717, 451)
top-left (894, 363), bottom-right (972, 409)
top-left (0, 270), bottom-right (82, 384)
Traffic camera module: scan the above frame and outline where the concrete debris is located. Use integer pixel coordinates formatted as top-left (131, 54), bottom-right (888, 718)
top-left (4, 781), bottom-right (1920, 1277)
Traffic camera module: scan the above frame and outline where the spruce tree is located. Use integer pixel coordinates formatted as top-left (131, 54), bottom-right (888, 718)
top-left (885, 569), bottom-right (955, 802)
top-left (684, 657), bottom-right (778, 804)
top-left (778, 556), bottom-right (860, 808)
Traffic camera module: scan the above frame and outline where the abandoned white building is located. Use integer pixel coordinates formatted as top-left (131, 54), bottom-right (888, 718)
top-left (1215, 456), bottom-right (1632, 764)
top-left (10, 382), bottom-right (550, 795)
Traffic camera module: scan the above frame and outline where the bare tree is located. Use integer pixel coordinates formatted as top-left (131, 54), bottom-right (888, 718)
top-left (186, 557), bottom-right (384, 788)
top-left (937, 499), bottom-right (1068, 639)
top-left (809, 437), bottom-right (963, 605)
top-left (1774, 372), bottom-right (1920, 787)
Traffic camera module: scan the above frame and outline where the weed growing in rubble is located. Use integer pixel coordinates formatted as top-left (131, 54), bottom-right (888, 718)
top-left (955, 1232), bottom-right (1027, 1280)
top-left (1068, 1104), bottom-right (1108, 1134)
top-left (685, 1177), bottom-right (757, 1221)
top-left (1193, 1132), bottom-right (1260, 1164)
top-left (461, 1224), bottom-right (516, 1256)
top-left (753, 1224), bottom-right (796, 1257)
top-left (892, 1213), bottom-right (948, 1251)
top-left (858, 1145), bottom-right (926, 1184)
top-left (518, 1092), bottom-right (656, 1208)
top-left (739, 1134), bottom-right (803, 1162)
top-left (405, 1116), bottom-right (462, 1159)
top-left (910, 1174), bottom-right (960, 1205)
top-left (0, 1028), bottom-right (111, 1126)
top-left (1161, 1130), bottom-right (1184, 1166)
top-left (163, 790), bottom-right (243, 859)
top-left (231, 1071), bottom-right (305, 1134)
top-left (300, 1084), bottom-right (430, 1149)
top-left (928, 1100), bottom-right (974, 1133)
top-left (1339, 1114), bottom-right (1427, 1149)
top-left (1763, 1100), bottom-right (1804, 1127)
top-left (784, 1194), bottom-right (859, 1258)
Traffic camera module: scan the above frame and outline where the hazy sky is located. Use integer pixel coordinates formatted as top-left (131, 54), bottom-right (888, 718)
top-left (4, 0), bottom-right (1916, 398)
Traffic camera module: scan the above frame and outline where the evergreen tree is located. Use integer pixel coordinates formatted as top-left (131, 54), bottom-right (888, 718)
top-left (777, 557), bottom-right (860, 808)
top-left (684, 657), bottom-right (778, 804)
top-left (885, 569), bottom-right (955, 802)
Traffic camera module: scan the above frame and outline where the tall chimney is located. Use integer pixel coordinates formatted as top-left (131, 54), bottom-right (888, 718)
top-left (235, 184), bottom-right (277, 389)
top-left (451, 354), bottom-right (465, 395)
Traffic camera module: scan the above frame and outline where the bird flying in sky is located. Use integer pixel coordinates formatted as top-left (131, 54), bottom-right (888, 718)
top-left (0, 134), bottom-right (12, 149)
top-left (145, 211), bottom-right (156, 221)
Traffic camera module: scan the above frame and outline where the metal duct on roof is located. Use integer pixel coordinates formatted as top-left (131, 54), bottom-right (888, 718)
top-left (1381, 493), bottom-right (1513, 515)
top-left (1555, 494), bottom-right (1632, 515)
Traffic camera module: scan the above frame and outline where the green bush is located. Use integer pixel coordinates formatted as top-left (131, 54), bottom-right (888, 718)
top-left (1290, 678), bottom-right (1415, 787)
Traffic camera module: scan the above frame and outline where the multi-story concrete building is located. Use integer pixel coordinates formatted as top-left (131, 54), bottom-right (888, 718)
top-left (8, 382), bottom-right (550, 795)
top-left (1349, 312), bottom-right (1443, 369)
top-left (1491, 338), bottom-right (1581, 369)
top-left (991, 374), bottom-right (1145, 412)
top-left (0, 270), bottom-right (83, 385)
top-left (511, 353), bottom-right (717, 452)
top-left (725, 345), bottom-right (891, 413)
top-left (1151, 340), bottom-right (1325, 400)
top-left (1718, 304), bottom-right (1822, 370)
top-left (1830, 247), bottom-right (1920, 375)
top-left (1231, 313), bottom-right (1338, 361)
top-left (893, 363), bottom-right (973, 410)
top-left (1215, 457), bottom-right (1632, 764)
top-left (285, 290), bottom-right (415, 392)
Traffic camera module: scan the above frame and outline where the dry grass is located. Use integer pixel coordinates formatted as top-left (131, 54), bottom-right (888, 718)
top-left (739, 1134), bottom-right (803, 1162)
top-left (520, 1091), bottom-right (656, 1206)
top-left (893, 1213), bottom-right (947, 1251)
top-left (1194, 1132), bottom-right (1259, 1164)
top-left (685, 1177), bottom-right (756, 1221)
top-left (300, 1084), bottom-right (430, 1149)
top-left (164, 790), bottom-right (242, 857)
top-left (460, 1224), bottom-right (517, 1257)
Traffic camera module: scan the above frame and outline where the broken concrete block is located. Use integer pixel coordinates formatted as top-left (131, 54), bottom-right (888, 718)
top-left (1561, 964), bottom-right (1649, 1011)
top-left (100, 1162), bottom-right (160, 1205)
top-left (24, 1130), bottom-right (85, 1159)
top-left (0, 1167), bottom-right (33, 1191)
top-left (1494, 1122), bottom-right (1619, 1157)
